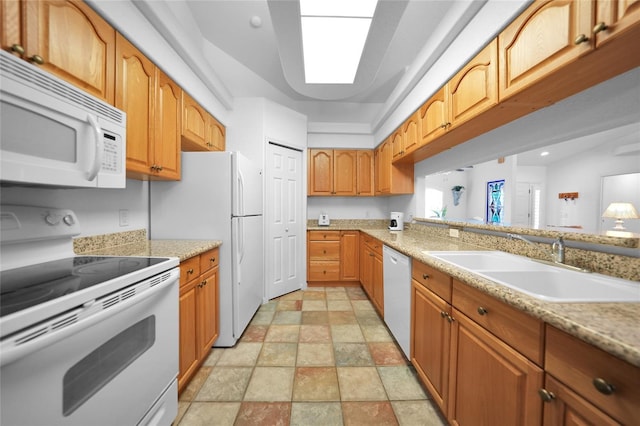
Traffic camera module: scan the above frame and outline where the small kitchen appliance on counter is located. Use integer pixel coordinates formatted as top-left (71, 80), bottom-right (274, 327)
top-left (389, 212), bottom-right (404, 231)
top-left (318, 213), bottom-right (330, 226)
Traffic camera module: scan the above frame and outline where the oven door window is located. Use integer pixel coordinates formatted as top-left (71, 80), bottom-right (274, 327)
top-left (63, 316), bottom-right (156, 416)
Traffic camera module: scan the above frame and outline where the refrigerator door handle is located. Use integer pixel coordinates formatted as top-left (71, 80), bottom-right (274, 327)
top-left (237, 169), bottom-right (245, 216)
top-left (239, 218), bottom-right (245, 266)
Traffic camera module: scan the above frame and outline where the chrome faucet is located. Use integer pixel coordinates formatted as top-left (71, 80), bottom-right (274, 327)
top-left (507, 233), bottom-right (565, 264)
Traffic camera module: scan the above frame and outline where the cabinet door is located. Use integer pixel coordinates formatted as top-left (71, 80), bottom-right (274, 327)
top-left (208, 115), bottom-right (226, 151)
top-left (402, 111), bottom-right (420, 155)
top-left (340, 231), bottom-right (359, 281)
top-left (116, 33), bottom-right (155, 177)
top-left (308, 149), bottom-right (334, 195)
top-left (498, 0), bottom-right (593, 102)
top-left (359, 236), bottom-right (372, 298)
top-left (1, 0), bottom-right (20, 54)
top-left (372, 252), bottom-right (384, 316)
top-left (181, 91), bottom-right (208, 150)
top-left (391, 129), bottom-right (404, 160)
top-left (449, 39), bottom-right (498, 129)
top-left (377, 139), bottom-right (392, 194)
top-left (541, 375), bottom-right (620, 426)
top-left (178, 282), bottom-right (198, 393)
top-left (154, 68), bottom-right (181, 180)
top-left (411, 281), bottom-right (451, 415)
top-left (594, 0), bottom-right (640, 47)
top-left (23, 0), bottom-right (115, 103)
top-left (333, 150), bottom-right (357, 196)
top-left (197, 267), bottom-right (219, 359)
top-left (419, 87), bottom-right (449, 147)
top-left (356, 150), bottom-right (374, 196)
top-left (448, 308), bottom-right (543, 426)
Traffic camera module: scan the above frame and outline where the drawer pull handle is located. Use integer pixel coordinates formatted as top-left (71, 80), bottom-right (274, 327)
top-left (210, 257), bottom-right (216, 263)
top-left (593, 378), bottom-right (616, 395)
top-left (187, 268), bottom-right (194, 275)
top-left (538, 389), bottom-right (556, 402)
top-left (422, 273), bottom-right (430, 280)
top-left (574, 33), bottom-right (589, 45)
top-left (477, 307), bottom-right (488, 316)
top-left (440, 311), bottom-right (447, 318)
top-left (593, 22), bottom-right (608, 35)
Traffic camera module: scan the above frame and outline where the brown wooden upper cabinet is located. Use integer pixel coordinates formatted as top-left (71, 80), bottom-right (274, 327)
top-left (308, 149), bottom-right (373, 196)
top-left (375, 137), bottom-right (414, 195)
top-left (1, 0), bottom-right (115, 104)
top-left (594, 0), bottom-right (640, 47)
top-left (116, 34), bottom-right (180, 180)
top-left (181, 91), bottom-right (226, 152)
top-left (401, 111), bottom-right (420, 158)
top-left (418, 86), bottom-right (448, 148)
top-left (499, 0), bottom-right (594, 103)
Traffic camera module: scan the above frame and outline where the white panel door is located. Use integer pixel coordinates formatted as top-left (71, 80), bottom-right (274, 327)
top-left (266, 143), bottom-right (303, 299)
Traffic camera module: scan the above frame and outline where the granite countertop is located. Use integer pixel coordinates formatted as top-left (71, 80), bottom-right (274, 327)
top-left (309, 223), bottom-right (640, 368)
top-left (81, 239), bottom-right (222, 262)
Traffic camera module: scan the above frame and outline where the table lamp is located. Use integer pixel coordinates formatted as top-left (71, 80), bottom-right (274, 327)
top-left (602, 202), bottom-right (639, 230)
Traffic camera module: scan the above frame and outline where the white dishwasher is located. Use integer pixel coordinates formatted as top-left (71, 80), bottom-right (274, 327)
top-left (382, 245), bottom-right (411, 358)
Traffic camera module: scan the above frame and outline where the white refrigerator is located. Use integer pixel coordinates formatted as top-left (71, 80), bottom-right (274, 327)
top-left (150, 151), bottom-right (263, 347)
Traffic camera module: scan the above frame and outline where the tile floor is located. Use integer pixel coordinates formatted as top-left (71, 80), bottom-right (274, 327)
top-left (174, 286), bottom-right (447, 426)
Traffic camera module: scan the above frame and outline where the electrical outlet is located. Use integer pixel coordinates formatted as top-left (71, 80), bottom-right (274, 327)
top-left (449, 228), bottom-right (459, 238)
top-left (119, 209), bottom-right (129, 227)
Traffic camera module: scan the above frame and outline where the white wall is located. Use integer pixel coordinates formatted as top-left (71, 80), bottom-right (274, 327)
top-left (0, 180), bottom-right (149, 237)
top-left (307, 197), bottom-right (390, 220)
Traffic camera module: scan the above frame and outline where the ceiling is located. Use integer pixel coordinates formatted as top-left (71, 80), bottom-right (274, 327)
top-left (180, 0), bottom-right (476, 103)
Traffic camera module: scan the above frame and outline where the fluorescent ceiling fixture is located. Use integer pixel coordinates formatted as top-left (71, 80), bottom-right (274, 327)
top-left (300, 0), bottom-right (377, 84)
top-left (540, 151), bottom-right (550, 156)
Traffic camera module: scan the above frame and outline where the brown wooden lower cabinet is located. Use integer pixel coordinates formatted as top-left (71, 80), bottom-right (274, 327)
top-left (178, 247), bottom-right (219, 394)
top-left (307, 230), bottom-right (359, 286)
top-left (359, 233), bottom-right (383, 316)
top-left (410, 258), bottom-right (640, 425)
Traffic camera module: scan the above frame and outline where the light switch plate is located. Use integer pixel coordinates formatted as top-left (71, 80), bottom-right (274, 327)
top-left (449, 228), bottom-right (459, 238)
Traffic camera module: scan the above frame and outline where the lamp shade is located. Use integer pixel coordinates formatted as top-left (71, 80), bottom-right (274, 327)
top-left (602, 202), bottom-right (639, 230)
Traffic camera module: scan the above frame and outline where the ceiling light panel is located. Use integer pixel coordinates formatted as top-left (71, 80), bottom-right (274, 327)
top-left (300, 0), bottom-right (377, 84)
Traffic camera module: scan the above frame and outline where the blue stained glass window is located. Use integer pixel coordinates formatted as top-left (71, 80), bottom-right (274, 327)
top-left (486, 180), bottom-right (505, 224)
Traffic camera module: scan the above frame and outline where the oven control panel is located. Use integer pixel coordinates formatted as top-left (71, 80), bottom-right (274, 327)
top-left (1, 205), bottom-right (81, 244)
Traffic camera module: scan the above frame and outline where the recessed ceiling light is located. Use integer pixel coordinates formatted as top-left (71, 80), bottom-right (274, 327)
top-left (540, 151), bottom-right (549, 156)
top-left (300, 0), bottom-right (378, 84)
top-left (250, 16), bottom-right (262, 28)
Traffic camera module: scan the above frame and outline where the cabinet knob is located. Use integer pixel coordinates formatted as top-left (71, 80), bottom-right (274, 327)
top-left (187, 268), bottom-right (194, 275)
top-left (210, 257), bottom-right (216, 263)
top-left (593, 378), bottom-right (616, 395)
top-left (477, 307), bottom-right (488, 316)
top-left (157, 165), bottom-right (163, 171)
top-left (593, 22), bottom-right (608, 34)
top-left (574, 34), bottom-right (589, 45)
top-left (538, 389), bottom-right (556, 402)
top-left (422, 273), bottom-right (429, 280)
top-left (440, 311), bottom-right (447, 318)
top-left (201, 279), bottom-right (207, 287)
top-left (323, 250), bottom-right (327, 254)
top-left (28, 54), bottom-right (44, 65)
top-left (10, 44), bottom-right (25, 55)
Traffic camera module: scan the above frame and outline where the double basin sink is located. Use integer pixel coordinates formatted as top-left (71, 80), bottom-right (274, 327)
top-left (424, 251), bottom-right (640, 303)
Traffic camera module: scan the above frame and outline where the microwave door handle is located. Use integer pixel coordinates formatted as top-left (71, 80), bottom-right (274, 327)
top-left (86, 114), bottom-right (103, 181)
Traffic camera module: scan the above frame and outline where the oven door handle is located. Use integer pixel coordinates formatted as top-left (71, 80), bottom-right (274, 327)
top-left (0, 268), bottom-right (179, 367)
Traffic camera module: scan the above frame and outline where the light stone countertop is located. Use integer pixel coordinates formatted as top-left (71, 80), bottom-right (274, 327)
top-left (80, 239), bottom-right (222, 262)
top-left (309, 223), bottom-right (640, 368)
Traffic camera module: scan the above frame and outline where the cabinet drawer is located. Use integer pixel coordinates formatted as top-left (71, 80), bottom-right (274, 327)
top-left (180, 257), bottom-right (200, 287)
top-left (363, 235), bottom-right (382, 256)
top-left (200, 248), bottom-right (219, 273)
top-left (412, 260), bottom-right (452, 302)
top-left (308, 261), bottom-right (340, 281)
top-left (452, 280), bottom-right (544, 365)
top-left (309, 241), bottom-right (340, 260)
top-left (545, 325), bottom-right (640, 424)
top-left (308, 230), bottom-right (340, 241)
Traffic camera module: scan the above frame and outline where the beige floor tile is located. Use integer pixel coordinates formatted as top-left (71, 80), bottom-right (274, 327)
top-left (272, 310), bottom-right (302, 324)
top-left (328, 310), bottom-right (358, 325)
top-left (179, 367), bottom-right (212, 401)
top-left (216, 342), bottom-right (262, 366)
top-left (276, 299), bottom-right (302, 311)
top-left (391, 401), bottom-right (447, 426)
top-left (234, 402), bottom-right (291, 426)
top-left (202, 348), bottom-right (224, 366)
top-left (331, 324), bottom-right (365, 342)
top-left (257, 342), bottom-right (297, 366)
top-left (195, 367), bottom-right (252, 401)
top-left (305, 286), bottom-right (325, 292)
top-left (301, 311), bottom-right (330, 325)
top-left (175, 401), bottom-right (190, 425)
top-left (299, 325), bottom-right (331, 343)
top-left (351, 299), bottom-right (376, 311)
top-left (290, 402), bottom-right (343, 426)
top-left (264, 325), bottom-right (300, 342)
top-left (355, 310), bottom-right (384, 326)
top-left (369, 342), bottom-right (407, 365)
top-left (244, 367), bottom-right (295, 401)
top-left (303, 291), bottom-right (327, 300)
top-left (178, 402), bottom-right (241, 426)
top-left (297, 343), bottom-right (335, 366)
top-left (327, 299), bottom-right (354, 311)
top-left (334, 343), bottom-right (374, 367)
top-left (337, 367), bottom-right (387, 401)
top-left (250, 310), bottom-right (275, 325)
top-left (302, 300), bottom-right (328, 311)
top-left (240, 325), bottom-right (269, 342)
top-left (325, 290), bottom-right (349, 300)
top-left (378, 366), bottom-right (427, 400)
top-left (279, 291), bottom-right (303, 300)
top-left (361, 324), bottom-right (394, 342)
top-left (259, 301), bottom-right (277, 312)
top-left (293, 367), bottom-right (340, 401)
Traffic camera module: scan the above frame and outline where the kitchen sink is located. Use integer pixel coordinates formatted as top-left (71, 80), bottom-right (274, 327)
top-left (424, 251), bottom-right (640, 303)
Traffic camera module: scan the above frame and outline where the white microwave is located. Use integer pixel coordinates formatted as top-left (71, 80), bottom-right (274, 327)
top-left (0, 50), bottom-right (126, 188)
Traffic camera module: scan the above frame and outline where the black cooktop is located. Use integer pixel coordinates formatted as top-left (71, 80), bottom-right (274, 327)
top-left (0, 256), bottom-right (169, 317)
